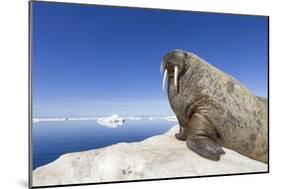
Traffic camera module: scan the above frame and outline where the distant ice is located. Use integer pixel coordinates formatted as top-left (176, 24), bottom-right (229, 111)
top-left (32, 118), bottom-right (68, 122)
top-left (32, 117), bottom-right (98, 123)
top-left (32, 118), bottom-right (40, 123)
top-left (148, 116), bottom-right (177, 122)
top-left (67, 118), bottom-right (98, 121)
top-left (124, 117), bottom-right (142, 120)
top-left (166, 116), bottom-right (178, 122)
top-left (96, 114), bottom-right (125, 128)
top-left (32, 115), bottom-right (177, 123)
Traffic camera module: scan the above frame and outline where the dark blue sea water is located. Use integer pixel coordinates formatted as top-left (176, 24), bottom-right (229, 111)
top-left (32, 119), bottom-right (175, 170)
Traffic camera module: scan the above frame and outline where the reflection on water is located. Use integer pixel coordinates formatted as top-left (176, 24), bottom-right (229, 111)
top-left (32, 119), bottom-right (176, 170)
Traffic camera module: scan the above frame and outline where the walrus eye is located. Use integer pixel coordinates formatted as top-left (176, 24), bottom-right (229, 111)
top-left (174, 66), bottom-right (179, 88)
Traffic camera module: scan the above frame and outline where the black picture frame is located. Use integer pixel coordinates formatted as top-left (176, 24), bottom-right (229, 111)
top-left (28, 1), bottom-right (269, 188)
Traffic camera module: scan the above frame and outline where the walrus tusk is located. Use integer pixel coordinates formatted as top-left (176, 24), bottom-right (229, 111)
top-left (174, 66), bottom-right (179, 88)
top-left (162, 69), bottom-right (168, 91)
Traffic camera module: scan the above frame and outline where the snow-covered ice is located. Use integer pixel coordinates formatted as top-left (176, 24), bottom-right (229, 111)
top-left (33, 125), bottom-right (267, 187)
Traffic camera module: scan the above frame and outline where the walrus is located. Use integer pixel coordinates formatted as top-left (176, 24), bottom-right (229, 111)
top-left (161, 49), bottom-right (268, 163)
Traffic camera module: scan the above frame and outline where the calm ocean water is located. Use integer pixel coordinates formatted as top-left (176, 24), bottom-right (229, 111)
top-left (32, 119), bottom-right (175, 170)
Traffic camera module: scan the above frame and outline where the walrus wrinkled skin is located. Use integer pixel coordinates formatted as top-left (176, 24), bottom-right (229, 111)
top-left (161, 49), bottom-right (268, 163)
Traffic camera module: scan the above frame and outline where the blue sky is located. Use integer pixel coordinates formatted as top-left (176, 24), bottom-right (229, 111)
top-left (32, 2), bottom-right (268, 117)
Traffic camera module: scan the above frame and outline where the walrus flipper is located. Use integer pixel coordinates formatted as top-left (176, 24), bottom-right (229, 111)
top-left (186, 137), bottom-right (225, 161)
top-left (186, 113), bottom-right (225, 161)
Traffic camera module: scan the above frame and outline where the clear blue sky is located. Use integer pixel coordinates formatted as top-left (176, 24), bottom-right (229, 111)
top-left (32, 2), bottom-right (268, 118)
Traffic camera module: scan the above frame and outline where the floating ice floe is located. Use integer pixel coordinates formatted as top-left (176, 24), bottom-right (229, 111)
top-left (96, 114), bottom-right (125, 128)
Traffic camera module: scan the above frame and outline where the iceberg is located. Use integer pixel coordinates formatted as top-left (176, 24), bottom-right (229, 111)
top-left (33, 125), bottom-right (267, 187)
top-left (97, 114), bottom-right (125, 128)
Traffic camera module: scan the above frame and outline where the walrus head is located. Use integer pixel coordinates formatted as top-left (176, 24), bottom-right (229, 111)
top-left (161, 49), bottom-right (188, 91)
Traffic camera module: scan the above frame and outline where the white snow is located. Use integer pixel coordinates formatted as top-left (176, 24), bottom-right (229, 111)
top-left (33, 125), bottom-right (267, 187)
top-left (96, 114), bottom-right (125, 128)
